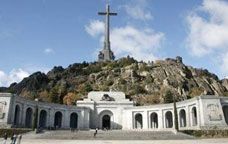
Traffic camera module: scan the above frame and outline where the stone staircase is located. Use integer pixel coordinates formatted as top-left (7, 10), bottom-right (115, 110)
top-left (23, 130), bottom-right (195, 140)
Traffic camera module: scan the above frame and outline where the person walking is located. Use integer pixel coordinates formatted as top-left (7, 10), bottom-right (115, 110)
top-left (12, 134), bottom-right (17, 144)
top-left (93, 128), bottom-right (98, 138)
top-left (2, 133), bottom-right (7, 144)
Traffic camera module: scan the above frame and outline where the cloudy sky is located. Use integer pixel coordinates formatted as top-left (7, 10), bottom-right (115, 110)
top-left (0, 0), bottom-right (228, 86)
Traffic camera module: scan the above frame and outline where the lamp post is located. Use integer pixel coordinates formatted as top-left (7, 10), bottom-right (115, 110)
top-left (173, 95), bottom-right (179, 132)
top-left (33, 98), bottom-right (39, 133)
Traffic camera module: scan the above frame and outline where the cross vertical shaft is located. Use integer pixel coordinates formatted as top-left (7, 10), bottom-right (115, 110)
top-left (106, 4), bottom-right (110, 50)
top-left (98, 4), bottom-right (117, 61)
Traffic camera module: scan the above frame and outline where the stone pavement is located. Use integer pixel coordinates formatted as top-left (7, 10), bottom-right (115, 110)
top-left (2, 139), bottom-right (228, 144)
top-left (1, 130), bottom-right (228, 144)
top-left (22, 130), bottom-right (194, 140)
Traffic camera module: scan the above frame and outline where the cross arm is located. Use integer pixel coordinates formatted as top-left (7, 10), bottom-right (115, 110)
top-left (98, 12), bottom-right (107, 15)
top-left (109, 13), bottom-right (117, 16)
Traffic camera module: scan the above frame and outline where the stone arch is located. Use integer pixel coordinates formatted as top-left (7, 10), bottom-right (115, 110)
top-left (134, 113), bottom-right (143, 129)
top-left (13, 105), bottom-right (21, 126)
top-left (191, 107), bottom-right (198, 126)
top-left (179, 109), bottom-right (186, 127)
top-left (165, 111), bottom-right (173, 128)
top-left (99, 110), bottom-right (113, 130)
top-left (222, 106), bottom-right (228, 125)
top-left (54, 111), bottom-right (63, 128)
top-left (150, 112), bottom-right (158, 129)
top-left (70, 112), bottom-right (78, 129)
top-left (25, 107), bottom-right (33, 128)
top-left (39, 110), bottom-right (47, 128)
top-left (102, 115), bottom-right (111, 129)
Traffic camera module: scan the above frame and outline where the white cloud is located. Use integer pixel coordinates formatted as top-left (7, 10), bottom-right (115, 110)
top-left (124, 0), bottom-right (153, 21)
top-left (186, 0), bottom-right (228, 76)
top-left (111, 26), bottom-right (164, 61)
top-left (0, 69), bottom-right (30, 87)
top-left (186, 0), bottom-right (228, 56)
top-left (85, 20), bottom-right (164, 61)
top-left (221, 52), bottom-right (228, 75)
top-left (85, 20), bottom-right (104, 37)
top-left (44, 48), bottom-right (54, 54)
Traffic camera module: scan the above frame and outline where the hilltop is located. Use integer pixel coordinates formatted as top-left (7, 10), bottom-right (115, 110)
top-left (1, 56), bottom-right (228, 105)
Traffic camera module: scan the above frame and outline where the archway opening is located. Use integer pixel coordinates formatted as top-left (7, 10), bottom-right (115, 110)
top-left (191, 107), bottom-right (198, 126)
top-left (179, 109), bottom-right (186, 127)
top-left (135, 113), bottom-right (143, 129)
top-left (25, 108), bottom-right (33, 128)
top-left (99, 110), bottom-right (114, 129)
top-left (102, 115), bottom-right (111, 130)
top-left (13, 105), bottom-right (20, 126)
top-left (54, 111), bottom-right (62, 128)
top-left (39, 110), bottom-right (47, 128)
top-left (223, 106), bottom-right (228, 125)
top-left (70, 113), bottom-right (78, 129)
top-left (150, 113), bottom-right (158, 129)
top-left (165, 111), bottom-right (173, 128)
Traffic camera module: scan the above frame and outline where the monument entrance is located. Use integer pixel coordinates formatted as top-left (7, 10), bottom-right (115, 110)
top-left (102, 115), bottom-right (111, 129)
top-left (70, 113), bottom-right (78, 129)
top-left (54, 111), bottom-right (62, 128)
top-left (39, 110), bottom-right (47, 128)
top-left (13, 105), bottom-right (20, 126)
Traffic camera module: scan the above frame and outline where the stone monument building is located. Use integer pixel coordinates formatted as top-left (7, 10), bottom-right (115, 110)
top-left (1, 92), bottom-right (228, 131)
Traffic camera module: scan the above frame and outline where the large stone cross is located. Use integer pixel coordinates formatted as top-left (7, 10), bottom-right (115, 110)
top-left (98, 4), bottom-right (117, 50)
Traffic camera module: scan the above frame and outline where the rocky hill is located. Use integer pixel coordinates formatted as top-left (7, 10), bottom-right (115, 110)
top-left (1, 56), bottom-right (228, 105)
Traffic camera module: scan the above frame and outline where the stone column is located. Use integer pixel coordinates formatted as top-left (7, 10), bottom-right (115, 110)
top-left (143, 111), bottom-right (148, 129)
top-left (20, 104), bottom-right (25, 127)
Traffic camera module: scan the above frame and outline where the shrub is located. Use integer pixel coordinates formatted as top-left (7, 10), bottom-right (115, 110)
top-left (145, 74), bottom-right (154, 84)
top-left (222, 91), bottom-right (228, 97)
top-left (189, 87), bottom-right (204, 97)
top-left (0, 128), bottom-right (31, 137)
top-left (63, 92), bottom-right (81, 105)
top-left (163, 90), bottom-right (174, 103)
top-left (182, 130), bottom-right (228, 138)
top-left (118, 56), bottom-right (136, 67)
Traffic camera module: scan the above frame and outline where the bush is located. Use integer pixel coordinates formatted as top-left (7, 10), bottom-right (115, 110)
top-left (182, 130), bottom-right (228, 138)
top-left (222, 91), bottom-right (228, 97)
top-left (129, 84), bottom-right (146, 95)
top-left (0, 128), bottom-right (31, 137)
top-left (189, 87), bottom-right (204, 97)
top-left (118, 56), bottom-right (136, 67)
top-left (162, 89), bottom-right (174, 103)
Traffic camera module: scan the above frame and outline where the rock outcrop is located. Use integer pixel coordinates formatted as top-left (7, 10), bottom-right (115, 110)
top-left (1, 56), bottom-right (228, 105)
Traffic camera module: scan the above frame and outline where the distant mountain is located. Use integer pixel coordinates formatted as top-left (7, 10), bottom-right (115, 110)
top-left (1, 56), bottom-right (228, 105)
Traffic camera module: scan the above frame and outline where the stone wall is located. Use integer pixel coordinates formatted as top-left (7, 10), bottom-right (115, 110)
top-left (122, 96), bottom-right (228, 131)
top-left (1, 92), bottom-right (228, 131)
top-left (1, 93), bottom-right (90, 130)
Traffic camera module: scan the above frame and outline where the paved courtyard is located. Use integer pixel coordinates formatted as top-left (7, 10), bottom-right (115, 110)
top-left (22, 130), bottom-right (194, 140)
top-left (2, 130), bottom-right (228, 144)
top-left (2, 139), bottom-right (228, 144)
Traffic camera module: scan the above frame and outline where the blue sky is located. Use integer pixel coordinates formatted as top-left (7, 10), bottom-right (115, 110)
top-left (0, 0), bottom-right (228, 86)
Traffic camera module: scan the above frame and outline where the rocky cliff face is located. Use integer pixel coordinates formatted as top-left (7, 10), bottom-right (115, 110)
top-left (1, 56), bottom-right (228, 105)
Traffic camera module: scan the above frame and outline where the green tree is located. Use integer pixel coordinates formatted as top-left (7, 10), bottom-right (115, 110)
top-left (49, 87), bottom-right (59, 103)
top-left (163, 90), bottom-right (174, 103)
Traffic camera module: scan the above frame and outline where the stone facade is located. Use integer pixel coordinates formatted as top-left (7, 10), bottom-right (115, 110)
top-left (1, 92), bottom-right (228, 131)
top-left (0, 93), bottom-right (90, 129)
